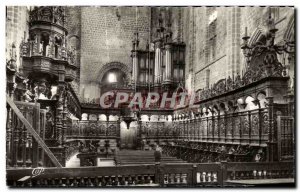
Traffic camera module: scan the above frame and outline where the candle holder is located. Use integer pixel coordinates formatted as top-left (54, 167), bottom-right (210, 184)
top-left (242, 8), bottom-right (294, 74)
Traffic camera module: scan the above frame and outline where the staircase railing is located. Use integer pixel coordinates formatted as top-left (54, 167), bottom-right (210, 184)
top-left (6, 95), bottom-right (62, 168)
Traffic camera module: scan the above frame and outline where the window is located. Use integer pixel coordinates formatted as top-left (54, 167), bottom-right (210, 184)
top-left (205, 69), bottom-right (210, 88)
top-left (207, 8), bottom-right (217, 62)
top-left (208, 19), bottom-right (217, 61)
top-left (107, 73), bottom-right (117, 83)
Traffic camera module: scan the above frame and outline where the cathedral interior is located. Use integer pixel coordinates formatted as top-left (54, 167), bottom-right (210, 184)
top-left (5, 6), bottom-right (295, 187)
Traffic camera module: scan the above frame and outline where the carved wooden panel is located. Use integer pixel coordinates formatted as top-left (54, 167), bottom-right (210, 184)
top-left (219, 117), bottom-right (225, 136)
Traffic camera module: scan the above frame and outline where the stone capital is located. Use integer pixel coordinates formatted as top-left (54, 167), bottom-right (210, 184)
top-left (164, 43), bottom-right (172, 50)
top-left (154, 40), bottom-right (162, 49)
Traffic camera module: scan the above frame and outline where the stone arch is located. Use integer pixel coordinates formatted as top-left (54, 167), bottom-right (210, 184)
top-left (68, 35), bottom-right (80, 49)
top-left (97, 61), bottom-right (131, 84)
top-left (68, 34), bottom-right (80, 40)
top-left (249, 28), bottom-right (265, 46)
top-left (174, 85), bottom-right (187, 94)
top-left (284, 16), bottom-right (294, 41)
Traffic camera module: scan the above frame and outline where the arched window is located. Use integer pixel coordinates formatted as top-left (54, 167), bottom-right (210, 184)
top-left (207, 8), bottom-right (217, 61)
top-left (107, 73), bottom-right (117, 83)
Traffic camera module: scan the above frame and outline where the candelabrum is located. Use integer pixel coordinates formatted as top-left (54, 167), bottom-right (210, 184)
top-left (241, 10), bottom-right (294, 72)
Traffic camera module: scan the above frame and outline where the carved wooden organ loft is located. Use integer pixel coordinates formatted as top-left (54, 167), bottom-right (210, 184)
top-left (6, 6), bottom-right (295, 187)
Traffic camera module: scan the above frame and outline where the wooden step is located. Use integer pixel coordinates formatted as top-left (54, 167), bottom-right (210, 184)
top-left (119, 161), bottom-right (186, 165)
top-left (115, 150), bottom-right (186, 165)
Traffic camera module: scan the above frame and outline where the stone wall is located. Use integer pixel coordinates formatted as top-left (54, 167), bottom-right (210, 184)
top-left (66, 6), bottom-right (294, 99)
top-left (79, 7), bottom-right (151, 100)
top-left (65, 6), bottom-right (82, 96)
top-left (6, 6), bottom-right (29, 71)
top-left (181, 6), bottom-right (294, 92)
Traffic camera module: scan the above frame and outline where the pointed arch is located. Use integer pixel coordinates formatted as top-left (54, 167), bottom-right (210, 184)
top-left (284, 16), bottom-right (295, 41)
top-left (248, 28), bottom-right (265, 46)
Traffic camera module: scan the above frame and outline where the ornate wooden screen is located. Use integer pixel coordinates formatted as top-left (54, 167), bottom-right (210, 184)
top-left (277, 116), bottom-right (294, 161)
top-left (67, 121), bottom-right (120, 138)
top-left (6, 98), bottom-right (61, 168)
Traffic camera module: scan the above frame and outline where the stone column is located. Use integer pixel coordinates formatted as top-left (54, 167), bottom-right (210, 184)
top-left (226, 7), bottom-right (241, 77)
top-left (145, 55), bottom-right (149, 83)
top-left (164, 43), bottom-right (172, 84)
top-left (131, 51), bottom-right (139, 85)
top-left (131, 32), bottom-right (139, 86)
top-left (154, 40), bottom-right (162, 86)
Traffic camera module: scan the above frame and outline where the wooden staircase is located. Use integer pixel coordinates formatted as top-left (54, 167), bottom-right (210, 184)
top-left (115, 150), bottom-right (186, 165)
top-left (6, 96), bottom-right (62, 168)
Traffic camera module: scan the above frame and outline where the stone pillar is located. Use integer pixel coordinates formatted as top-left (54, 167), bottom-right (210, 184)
top-left (154, 40), bottom-right (162, 86)
top-left (164, 43), bottom-right (172, 84)
top-left (131, 51), bottom-right (139, 85)
top-left (131, 32), bottom-right (139, 86)
top-left (226, 7), bottom-right (241, 77)
top-left (145, 55), bottom-right (149, 83)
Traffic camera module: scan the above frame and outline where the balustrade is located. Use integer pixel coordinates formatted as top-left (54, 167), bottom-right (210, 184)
top-left (7, 101), bottom-right (44, 168)
top-left (226, 161), bottom-right (294, 181)
top-left (6, 96), bottom-right (62, 168)
top-left (7, 161), bottom-right (294, 187)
